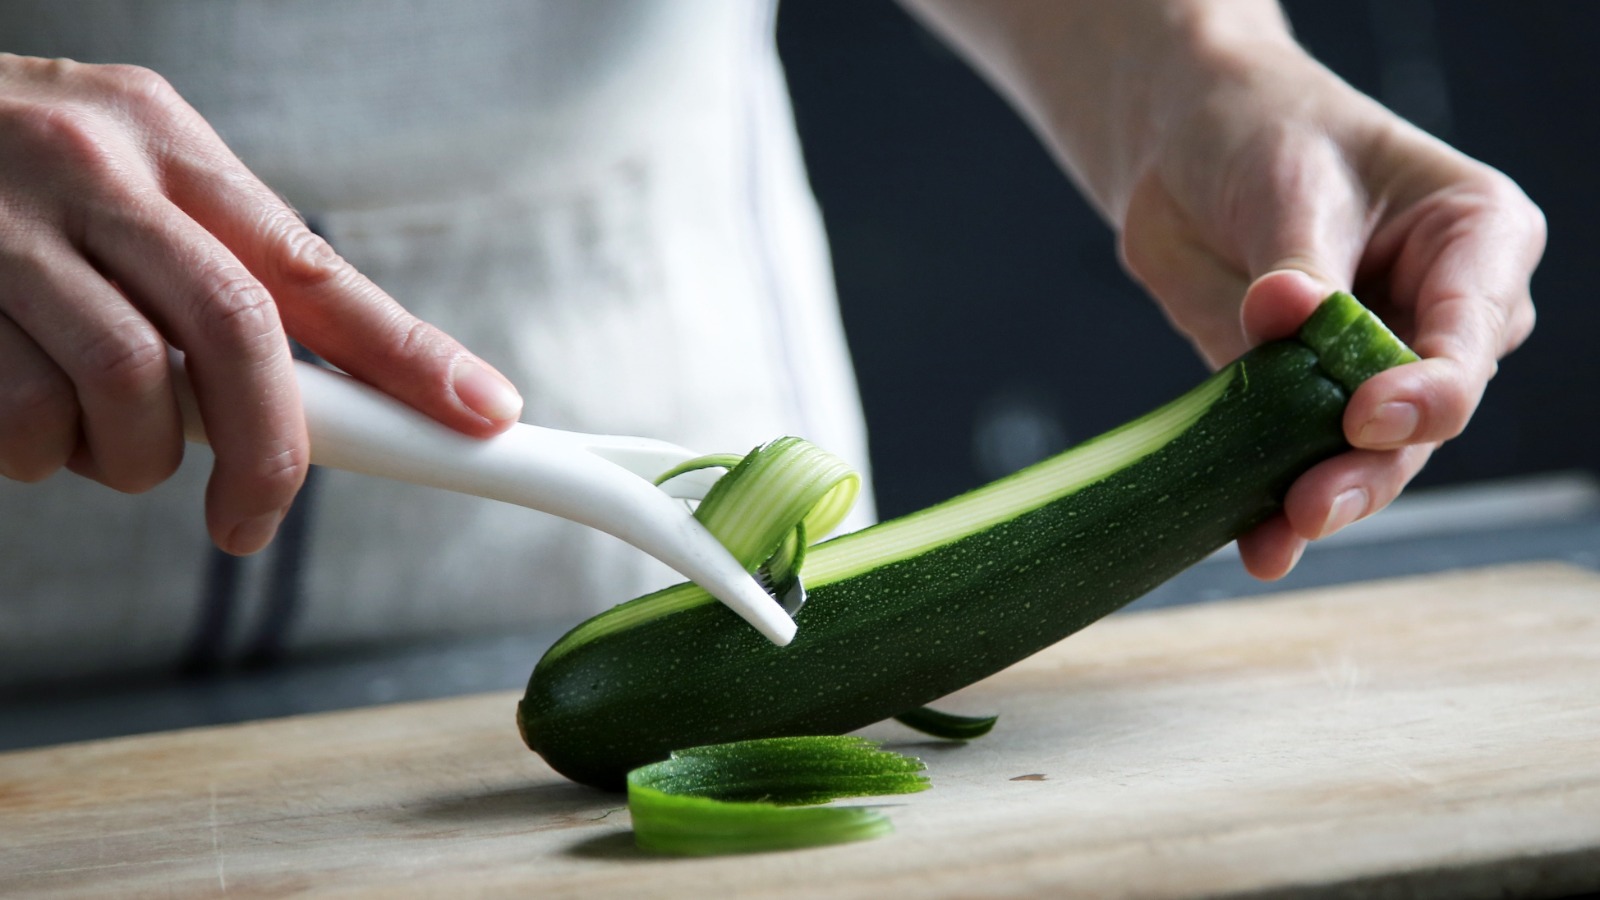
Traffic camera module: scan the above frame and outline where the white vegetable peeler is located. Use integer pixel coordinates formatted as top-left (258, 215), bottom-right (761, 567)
top-left (169, 354), bottom-right (797, 646)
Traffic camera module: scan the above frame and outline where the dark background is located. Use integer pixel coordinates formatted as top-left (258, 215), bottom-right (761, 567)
top-left (777, 0), bottom-right (1599, 520)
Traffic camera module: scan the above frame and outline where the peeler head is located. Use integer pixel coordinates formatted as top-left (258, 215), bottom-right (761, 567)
top-left (757, 568), bottom-right (808, 618)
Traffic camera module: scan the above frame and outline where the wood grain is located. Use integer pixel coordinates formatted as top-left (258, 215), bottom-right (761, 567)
top-left (3, 563), bottom-right (1598, 898)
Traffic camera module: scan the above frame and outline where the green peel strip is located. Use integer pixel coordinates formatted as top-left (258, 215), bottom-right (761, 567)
top-left (626, 736), bottom-right (929, 855)
top-left (543, 438), bottom-right (859, 661)
top-left (690, 436), bottom-right (860, 578)
top-left (893, 707), bottom-right (999, 740)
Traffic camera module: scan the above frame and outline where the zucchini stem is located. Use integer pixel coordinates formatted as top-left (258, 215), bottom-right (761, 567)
top-left (1299, 292), bottom-right (1420, 392)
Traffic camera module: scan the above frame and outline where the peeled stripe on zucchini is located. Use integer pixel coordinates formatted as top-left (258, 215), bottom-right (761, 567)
top-left (519, 293), bottom-right (1417, 789)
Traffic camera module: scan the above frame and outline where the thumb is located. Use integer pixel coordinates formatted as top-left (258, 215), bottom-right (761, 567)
top-left (1234, 169), bottom-right (1368, 348)
top-left (1239, 268), bottom-right (1340, 348)
top-left (1233, 136), bottom-right (1366, 347)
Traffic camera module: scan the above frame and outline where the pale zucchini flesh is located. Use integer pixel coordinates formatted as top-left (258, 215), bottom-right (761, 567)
top-left (519, 293), bottom-right (1413, 789)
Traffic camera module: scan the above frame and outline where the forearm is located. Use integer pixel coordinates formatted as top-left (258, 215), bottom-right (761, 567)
top-left (900, 2), bottom-right (1543, 583)
top-left (897, 0), bottom-right (1297, 225)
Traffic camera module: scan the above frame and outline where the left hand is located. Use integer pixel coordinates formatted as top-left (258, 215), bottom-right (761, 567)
top-left (1119, 43), bottom-right (1544, 578)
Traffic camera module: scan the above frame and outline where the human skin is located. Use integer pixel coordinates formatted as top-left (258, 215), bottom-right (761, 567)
top-left (900, 0), bottom-right (1544, 578)
top-left (0, 7), bottom-right (1546, 576)
top-left (0, 53), bottom-right (524, 555)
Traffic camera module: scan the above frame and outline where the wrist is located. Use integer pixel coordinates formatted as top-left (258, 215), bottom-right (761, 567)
top-left (1067, 1), bottom-right (1302, 226)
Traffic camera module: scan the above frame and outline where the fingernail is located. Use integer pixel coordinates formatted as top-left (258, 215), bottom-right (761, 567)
top-left (1358, 402), bottom-right (1418, 446)
top-left (451, 358), bottom-right (523, 423)
top-left (229, 509), bottom-right (285, 555)
top-left (1319, 488), bottom-right (1368, 538)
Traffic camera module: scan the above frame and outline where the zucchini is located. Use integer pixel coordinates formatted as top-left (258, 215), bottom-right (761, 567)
top-left (519, 293), bottom-right (1416, 789)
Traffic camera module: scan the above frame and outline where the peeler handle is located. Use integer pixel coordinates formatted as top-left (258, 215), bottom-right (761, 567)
top-left (170, 354), bottom-right (795, 645)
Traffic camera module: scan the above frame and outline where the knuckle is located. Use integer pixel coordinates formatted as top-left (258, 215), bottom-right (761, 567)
top-left (196, 269), bottom-right (281, 349)
top-left (1478, 170), bottom-right (1547, 247)
top-left (0, 377), bottom-right (75, 483)
top-left (0, 232), bottom-right (62, 284)
top-left (78, 324), bottom-right (167, 397)
top-left (0, 367), bottom-right (75, 425)
top-left (242, 442), bottom-right (308, 503)
top-left (1506, 302), bottom-right (1536, 352)
top-left (4, 105), bottom-right (119, 176)
top-left (1479, 169), bottom-right (1529, 207)
top-left (1517, 196), bottom-right (1549, 258)
top-left (0, 64), bottom-right (185, 189)
top-left (96, 63), bottom-right (177, 105)
top-left (1420, 294), bottom-right (1508, 371)
top-left (395, 318), bottom-right (441, 357)
top-left (389, 318), bottom-right (456, 379)
top-left (272, 220), bottom-right (347, 293)
top-left (71, 63), bottom-right (190, 129)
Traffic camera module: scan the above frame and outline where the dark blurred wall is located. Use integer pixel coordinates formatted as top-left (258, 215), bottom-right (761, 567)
top-left (778, 1), bottom-right (1599, 519)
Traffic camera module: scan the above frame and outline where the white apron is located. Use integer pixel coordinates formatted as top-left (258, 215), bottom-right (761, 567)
top-left (0, 0), bottom-right (872, 686)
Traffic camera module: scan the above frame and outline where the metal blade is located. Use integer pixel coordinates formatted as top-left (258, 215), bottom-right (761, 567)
top-left (756, 568), bottom-right (808, 618)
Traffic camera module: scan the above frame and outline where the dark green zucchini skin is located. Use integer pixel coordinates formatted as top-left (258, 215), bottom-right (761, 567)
top-left (520, 340), bottom-right (1349, 789)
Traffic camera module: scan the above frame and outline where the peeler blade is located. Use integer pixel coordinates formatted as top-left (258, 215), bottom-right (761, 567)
top-left (757, 569), bottom-right (808, 618)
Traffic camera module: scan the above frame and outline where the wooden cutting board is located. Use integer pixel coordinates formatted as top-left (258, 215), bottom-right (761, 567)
top-left (4, 563), bottom-right (1599, 899)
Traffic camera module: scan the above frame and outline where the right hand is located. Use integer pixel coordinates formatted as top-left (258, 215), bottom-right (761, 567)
top-left (0, 54), bottom-right (524, 554)
top-left (1114, 43), bottom-right (1542, 581)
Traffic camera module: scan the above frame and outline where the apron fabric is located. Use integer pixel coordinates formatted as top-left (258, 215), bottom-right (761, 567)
top-left (0, 0), bottom-right (873, 686)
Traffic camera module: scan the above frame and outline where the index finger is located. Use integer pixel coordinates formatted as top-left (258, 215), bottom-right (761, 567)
top-left (160, 150), bottom-right (523, 437)
top-left (84, 192), bottom-right (307, 554)
top-left (1347, 175), bottom-right (1543, 450)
